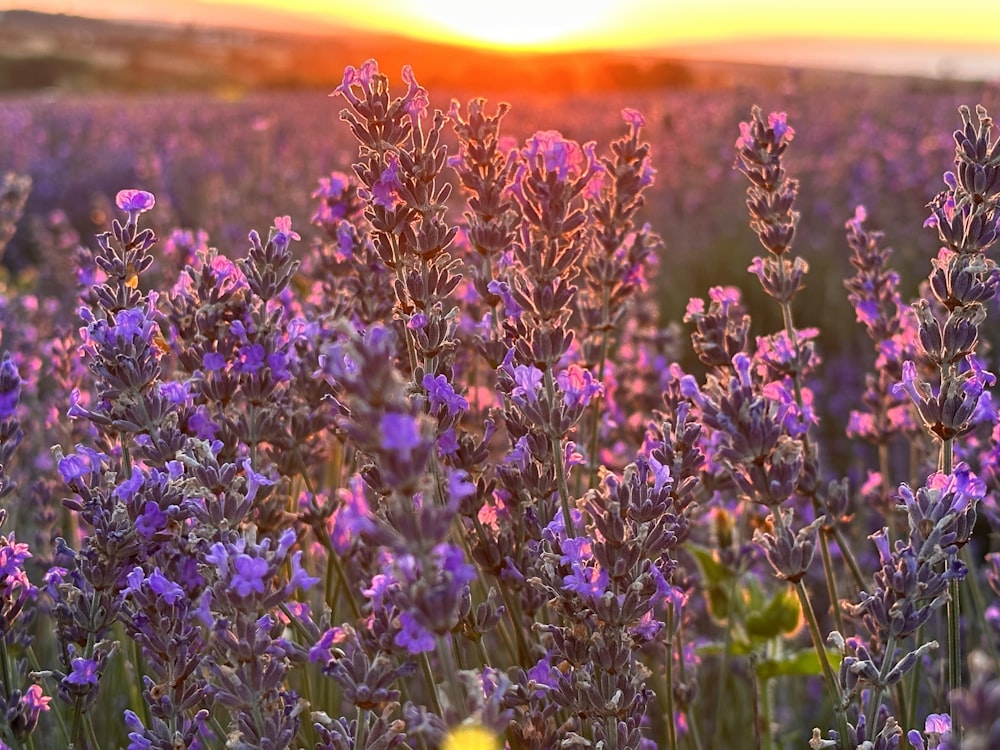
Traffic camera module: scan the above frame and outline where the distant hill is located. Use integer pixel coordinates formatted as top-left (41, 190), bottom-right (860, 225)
top-left (0, 10), bottom-right (989, 97)
top-left (0, 9), bottom-right (700, 94)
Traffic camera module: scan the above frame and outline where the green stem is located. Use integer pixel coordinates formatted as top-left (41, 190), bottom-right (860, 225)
top-left (905, 624), bottom-right (924, 734)
top-left (419, 652), bottom-right (443, 718)
top-left (947, 578), bottom-right (962, 742)
top-left (127, 627), bottom-right (152, 730)
top-left (324, 538), bottom-right (363, 622)
top-left (749, 652), bottom-right (763, 750)
top-left (819, 528), bottom-right (845, 636)
top-left (831, 524), bottom-right (867, 592)
top-left (356, 707), bottom-right (369, 750)
top-left (437, 635), bottom-right (463, 720)
top-left (794, 580), bottom-right (849, 750)
top-left (84, 714), bottom-right (101, 750)
top-left (711, 571), bottom-right (739, 749)
top-left (543, 368), bottom-right (577, 539)
top-left (664, 618), bottom-right (678, 750)
top-left (495, 578), bottom-right (531, 666)
top-left (864, 634), bottom-right (897, 741)
top-left (959, 546), bottom-right (1000, 671)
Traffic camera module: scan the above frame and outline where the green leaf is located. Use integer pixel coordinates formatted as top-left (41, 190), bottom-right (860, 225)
top-left (686, 543), bottom-right (733, 622)
top-left (755, 648), bottom-right (842, 681)
top-left (745, 586), bottom-right (801, 641)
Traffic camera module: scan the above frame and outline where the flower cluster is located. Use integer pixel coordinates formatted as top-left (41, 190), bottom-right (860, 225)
top-left (0, 61), bottom-right (999, 750)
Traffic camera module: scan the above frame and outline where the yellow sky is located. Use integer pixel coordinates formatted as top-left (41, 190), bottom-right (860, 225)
top-left (4, 0), bottom-right (999, 53)
top-left (200, 0), bottom-right (1000, 50)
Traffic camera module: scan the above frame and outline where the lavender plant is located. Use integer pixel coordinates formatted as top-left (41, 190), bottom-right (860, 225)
top-left (0, 59), bottom-right (997, 750)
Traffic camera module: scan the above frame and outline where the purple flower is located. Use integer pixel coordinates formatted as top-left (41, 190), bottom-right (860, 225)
top-left (562, 564), bottom-right (609, 603)
top-left (362, 573), bottom-right (393, 611)
top-left (240, 458), bottom-right (276, 505)
top-left (379, 412), bottom-right (423, 455)
top-left (371, 155), bottom-right (402, 209)
top-left (395, 611), bottom-right (435, 654)
top-left (135, 501), bottom-right (167, 538)
top-left (147, 568), bottom-right (185, 606)
top-left (423, 373), bottom-right (469, 417)
top-left (230, 554), bottom-right (269, 597)
top-left (647, 453), bottom-right (672, 493)
top-left (115, 189), bottom-right (155, 216)
top-left (331, 477), bottom-right (376, 554)
top-left (925, 713), bottom-right (951, 736)
top-left (437, 428), bottom-right (460, 457)
top-left (621, 107), bottom-right (645, 129)
top-left (287, 551), bottom-right (320, 592)
top-left (487, 279), bottom-right (523, 318)
top-left (57, 447), bottom-right (105, 484)
top-left (559, 537), bottom-right (593, 567)
top-left (447, 469), bottom-right (476, 504)
top-left (522, 130), bottom-right (590, 181)
top-left (527, 653), bottom-right (558, 697)
top-left (0, 355), bottom-right (21, 420)
top-left (202, 352), bottom-right (226, 372)
top-left (234, 343), bottom-right (266, 374)
top-left (270, 215), bottom-right (300, 251)
top-left (65, 657), bottom-right (99, 686)
top-left (558, 364), bottom-right (602, 408)
top-left (0, 535), bottom-right (31, 577)
top-left (767, 112), bottom-right (794, 142)
top-left (434, 542), bottom-right (476, 586)
top-left (308, 626), bottom-right (349, 663)
top-left (511, 364), bottom-right (543, 402)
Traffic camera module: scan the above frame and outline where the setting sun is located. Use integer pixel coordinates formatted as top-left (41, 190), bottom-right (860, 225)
top-left (410, 0), bottom-right (612, 49)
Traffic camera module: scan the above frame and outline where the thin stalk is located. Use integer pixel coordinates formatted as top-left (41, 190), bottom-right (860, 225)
top-left (864, 634), bottom-right (897, 740)
top-left (831, 524), bottom-right (867, 591)
top-left (819, 528), bottom-right (845, 635)
top-left (939, 425), bottom-right (963, 744)
top-left (664, 611), bottom-right (678, 750)
top-left (711, 571), bottom-right (740, 749)
top-left (419, 652), bottom-right (443, 717)
top-left (127, 627), bottom-right (152, 730)
top-left (959, 546), bottom-right (1000, 671)
top-left (893, 682), bottom-right (909, 738)
top-left (905, 624), bottom-right (925, 734)
top-left (776, 299), bottom-right (860, 629)
top-left (209, 715), bottom-right (229, 747)
top-left (543, 368), bottom-right (577, 539)
top-left (84, 714), bottom-right (101, 750)
top-left (675, 620), bottom-right (704, 750)
top-left (0, 639), bottom-right (11, 706)
top-left (794, 580), bottom-right (849, 749)
top-left (465, 512), bottom-right (521, 663)
top-left (474, 637), bottom-right (491, 672)
top-left (437, 635), bottom-right (463, 720)
top-left (749, 652), bottom-right (762, 750)
top-left (356, 707), bottom-right (369, 750)
top-left (947, 578), bottom-right (962, 741)
top-left (770, 509), bottom-right (842, 720)
top-left (581, 285), bottom-right (612, 494)
top-left (323, 539), bottom-right (363, 622)
top-left (495, 577), bottom-right (531, 666)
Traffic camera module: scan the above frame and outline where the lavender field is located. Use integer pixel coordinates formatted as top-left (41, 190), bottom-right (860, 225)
top-left (0, 58), bottom-right (999, 750)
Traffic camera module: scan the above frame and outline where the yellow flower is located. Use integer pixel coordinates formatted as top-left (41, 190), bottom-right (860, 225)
top-left (441, 723), bottom-right (499, 750)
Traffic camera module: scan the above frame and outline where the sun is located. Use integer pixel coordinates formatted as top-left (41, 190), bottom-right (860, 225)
top-left (411, 0), bottom-right (613, 50)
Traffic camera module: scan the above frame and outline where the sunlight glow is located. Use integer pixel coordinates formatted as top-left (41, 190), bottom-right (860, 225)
top-left (411, 0), bottom-right (612, 49)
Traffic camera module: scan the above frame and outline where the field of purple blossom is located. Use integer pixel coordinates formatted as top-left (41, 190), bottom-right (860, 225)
top-left (0, 59), bottom-right (999, 750)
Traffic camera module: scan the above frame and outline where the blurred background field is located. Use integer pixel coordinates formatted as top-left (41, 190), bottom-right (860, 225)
top-left (1, 8), bottom-right (999, 471)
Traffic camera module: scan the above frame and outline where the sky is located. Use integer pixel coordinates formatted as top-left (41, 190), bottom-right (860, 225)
top-left (5, 0), bottom-right (1000, 77)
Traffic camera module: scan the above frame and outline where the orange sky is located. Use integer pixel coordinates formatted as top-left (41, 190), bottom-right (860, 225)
top-left (5, 0), bottom-right (999, 53)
